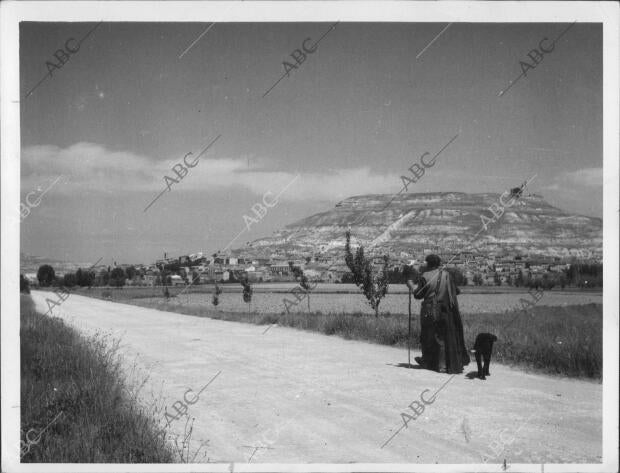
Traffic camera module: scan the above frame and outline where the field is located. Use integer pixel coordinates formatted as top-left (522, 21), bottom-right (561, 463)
top-left (71, 284), bottom-right (603, 315)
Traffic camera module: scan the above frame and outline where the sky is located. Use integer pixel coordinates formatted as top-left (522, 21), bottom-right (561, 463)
top-left (19, 21), bottom-right (603, 265)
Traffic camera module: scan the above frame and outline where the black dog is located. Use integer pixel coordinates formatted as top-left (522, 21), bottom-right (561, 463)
top-left (473, 333), bottom-right (497, 380)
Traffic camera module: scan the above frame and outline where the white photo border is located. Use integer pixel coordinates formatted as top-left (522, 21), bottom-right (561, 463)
top-left (1, 1), bottom-right (618, 472)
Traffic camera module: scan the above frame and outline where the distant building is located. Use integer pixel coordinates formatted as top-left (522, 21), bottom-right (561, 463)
top-left (144, 274), bottom-right (157, 286)
top-left (271, 263), bottom-right (289, 275)
top-left (247, 271), bottom-right (265, 282)
top-left (189, 252), bottom-right (203, 261)
top-left (303, 269), bottom-right (323, 280)
top-left (326, 264), bottom-right (351, 283)
top-left (170, 275), bottom-right (184, 286)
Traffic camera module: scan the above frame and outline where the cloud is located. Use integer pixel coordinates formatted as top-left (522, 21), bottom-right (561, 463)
top-left (561, 168), bottom-right (603, 187)
top-left (544, 167), bottom-right (602, 191)
top-left (22, 143), bottom-right (155, 194)
top-left (21, 142), bottom-right (399, 201)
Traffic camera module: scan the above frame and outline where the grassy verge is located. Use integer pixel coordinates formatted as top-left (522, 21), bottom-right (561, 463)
top-left (126, 297), bottom-right (602, 379)
top-left (20, 295), bottom-right (175, 462)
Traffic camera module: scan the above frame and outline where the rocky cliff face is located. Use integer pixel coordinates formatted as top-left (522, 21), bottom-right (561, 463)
top-left (237, 192), bottom-right (602, 260)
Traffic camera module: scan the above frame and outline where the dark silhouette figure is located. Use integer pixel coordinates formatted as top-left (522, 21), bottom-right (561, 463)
top-left (406, 254), bottom-right (470, 374)
top-left (473, 333), bottom-right (497, 380)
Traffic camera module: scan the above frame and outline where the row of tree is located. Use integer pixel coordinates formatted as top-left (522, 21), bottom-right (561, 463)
top-left (470, 265), bottom-right (603, 289)
top-left (36, 264), bottom-right (127, 288)
top-left (36, 264), bottom-right (262, 289)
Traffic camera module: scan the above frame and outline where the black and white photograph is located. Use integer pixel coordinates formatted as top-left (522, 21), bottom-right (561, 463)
top-left (1, 2), bottom-right (618, 472)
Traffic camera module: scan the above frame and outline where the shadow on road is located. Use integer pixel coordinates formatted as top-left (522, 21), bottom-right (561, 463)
top-left (465, 370), bottom-right (484, 380)
top-left (386, 362), bottom-right (426, 370)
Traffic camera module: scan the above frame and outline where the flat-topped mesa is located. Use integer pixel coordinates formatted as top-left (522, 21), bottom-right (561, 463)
top-left (241, 191), bottom-right (602, 260)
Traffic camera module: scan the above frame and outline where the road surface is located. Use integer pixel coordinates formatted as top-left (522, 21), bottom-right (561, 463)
top-left (31, 291), bottom-right (602, 464)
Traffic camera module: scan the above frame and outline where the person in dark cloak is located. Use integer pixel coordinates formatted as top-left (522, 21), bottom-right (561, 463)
top-left (406, 254), bottom-right (470, 373)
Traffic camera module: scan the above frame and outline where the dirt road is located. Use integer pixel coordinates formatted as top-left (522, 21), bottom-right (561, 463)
top-left (31, 291), bottom-right (602, 464)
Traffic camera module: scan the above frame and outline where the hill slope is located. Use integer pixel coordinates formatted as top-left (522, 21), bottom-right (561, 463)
top-left (239, 192), bottom-right (602, 260)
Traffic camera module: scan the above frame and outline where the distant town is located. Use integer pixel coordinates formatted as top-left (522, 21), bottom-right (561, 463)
top-left (22, 245), bottom-right (603, 289)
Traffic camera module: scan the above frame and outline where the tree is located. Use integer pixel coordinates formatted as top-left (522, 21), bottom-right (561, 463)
top-left (541, 273), bottom-right (555, 290)
top-left (236, 273), bottom-right (253, 314)
top-left (110, 267), bottom-right (126, 287)
top-left (445, 267), bottom-right (466, 286)
top-left (97, 269), bottom-right (110, 286)
top-left (212, 282), bottom-right (222, 307)
top-left (226, 270), bottom-right (240, 283)
top-left (515, 270), bottom-right (524, 287)
top-left (20, 274), bottom-right (30, 293)
top-left (563, 262), bottom-right (602, 288)
top-left (289, 262), bottom-right (312, 310)
top-left (402, 265), bottom-right (420, 285)
top-left (125, 265), bottom-right (136, 280)
top-left (344, 231), bottom-right (389, 317)
top-left (63, 272), bottom-right (78, 287)
top-left (493, 273), bottom-right (502, 286)
top-left (506, 274), bottom-right (513, 286)
top-left (472, 273), bottom-right (483, 286)
top-left (76, 268), bottom-right (95, 287)
top-left (37, 264), bottom-right (55, 287)
top-left (159, 268), bottom-right (168, 288)
top-left (527, 277), bottom-right (541, 290)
